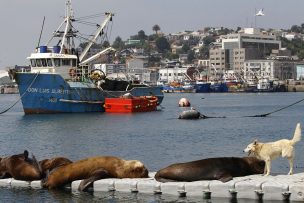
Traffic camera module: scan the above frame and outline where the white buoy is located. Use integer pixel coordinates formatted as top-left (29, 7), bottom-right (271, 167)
top-left (178, 98), bottom-right (190, 107)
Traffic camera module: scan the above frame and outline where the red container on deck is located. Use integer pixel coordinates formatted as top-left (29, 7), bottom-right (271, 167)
top-left (104, 96), bottom-right (158, 113)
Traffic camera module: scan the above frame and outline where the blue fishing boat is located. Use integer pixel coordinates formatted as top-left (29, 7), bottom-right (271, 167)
top-left (194, 82), bottom-right (211, 93)
top-left (194, 82), bottom-right (229, 93)
top-left (210, 83), bottom-right (229, 93)
top-left (11, 0), bottom-right (163, 114)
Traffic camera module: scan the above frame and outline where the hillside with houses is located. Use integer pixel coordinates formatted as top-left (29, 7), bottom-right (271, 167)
top-left (78, 24), bottom-right (304, 91)
top-left (2, 24), bottom-right (304, 92)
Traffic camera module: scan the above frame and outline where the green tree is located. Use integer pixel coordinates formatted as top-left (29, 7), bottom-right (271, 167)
top-left (138, 30), bottom-right (147, 41)
top-left (152, 24), bottom-right (161, 35)
top-left (78, 42), bottom-right (102, 49)
top-left (203, 27), bottom-right (210, 33)
top-left (102, 41), bottom-right (110, 48)
top-left (187, 50), bottom-right (195, 63)
top-left (199, 46), bottom-right (210, 59)
top-left (112, 36), bottom-right (125, 50)
top-left (155, 37), bottom-right (170, 53)
top-left (291, 25), bottom-right (301, 33)
top-left (280, 36), bottom-right (304, 59)
top-left (142, 41), bottom-right (151, 52)
top-left (148, 55), bottom-right (161, 66)
top-left (203, 36), bottom-right (215, 46)
top-left (298, 50), bottom-right (304, 60)
top-left (148, 34), bottom-right (157, 41)
top-left (236, 27), bottom-right (242, 33)
top-left (165, 52), bottom-right (179, 60)
top-left (182, 44), bottom-right (190, 54)
top-left (218, 27), bottom-right (233, 35)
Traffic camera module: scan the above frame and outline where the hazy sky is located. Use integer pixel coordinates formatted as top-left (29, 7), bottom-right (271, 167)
top-left (0, 0), bottom-right (303, 68)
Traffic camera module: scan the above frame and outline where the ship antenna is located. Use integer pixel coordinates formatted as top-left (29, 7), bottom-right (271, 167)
top-left (37, 16), bottom-right (46, 48)
top-left (60, 0), bottom-right (74, 54)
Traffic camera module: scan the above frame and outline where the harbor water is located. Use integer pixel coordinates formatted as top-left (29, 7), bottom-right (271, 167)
top-left (0, 92), bottom-right (304, 202)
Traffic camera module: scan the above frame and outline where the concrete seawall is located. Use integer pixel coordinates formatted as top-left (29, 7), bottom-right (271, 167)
top-left (0, 173), bottom-right (303, 201)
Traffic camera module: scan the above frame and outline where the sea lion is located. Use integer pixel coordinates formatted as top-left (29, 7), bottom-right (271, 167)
top-left (155, 157), bottom-right (265, 183)
top-left (0, 150), bottom-right (42, 181)
top-left (39, 157), bottom-right (73, 178)
top-left (42, 156), bottom-right (149, 191)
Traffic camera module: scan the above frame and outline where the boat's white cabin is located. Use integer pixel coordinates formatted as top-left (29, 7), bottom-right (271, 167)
top-left (27, 46), bottom-right (78, 79)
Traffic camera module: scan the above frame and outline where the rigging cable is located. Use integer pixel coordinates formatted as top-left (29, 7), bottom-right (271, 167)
top-left (109, 20), bottom-right (114, 42)
top-left (0, 72), bottom-right (40, 115)
top-left (199, 114), bottom-right (226, 119)
top-left (244, 97), bottom-right (304, 117)
top-left (75, 13), bottom-right (106, 21)
top-left (179, 97), bottom-right (304, 120)
top-left (74, 17), bottom-right (102, 27)
top-left (106, 20), bottom-right (114, 44)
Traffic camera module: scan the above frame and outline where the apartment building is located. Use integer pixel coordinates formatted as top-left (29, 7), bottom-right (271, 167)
top-left (222, 28), bottom-right (281, 71)
top-left (209, 48), bottom-right (228, 78)
top-left (233, 48), bottom-right (260, 73)
top-left (244, 59), bottom-right (296, 85)
top-left (158, 61), bottom-right (188, 83)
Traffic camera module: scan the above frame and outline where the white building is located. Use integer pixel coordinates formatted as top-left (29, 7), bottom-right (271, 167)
top-left (0, 70), bottom-right (8, 78)
top-left (222, 28), bottom-right (281, 71)
top-left (197, 59), bottom-right (210, 67)
top-left (158, 64), bottom-right (188, 84)
top-left (244, 59), bottom-right (296, 86)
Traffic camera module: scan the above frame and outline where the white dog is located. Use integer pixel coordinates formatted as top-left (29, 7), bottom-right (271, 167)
top-left (243, 123), bottom-right (301, 176)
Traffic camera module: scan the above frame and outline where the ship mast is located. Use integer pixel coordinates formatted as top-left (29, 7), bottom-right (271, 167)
top-left (46, 0), bottom-right (76, 53)
top-left (45, 0), bottom-right (114, 61)
top-left (60, 0), bottom-right (74, 54)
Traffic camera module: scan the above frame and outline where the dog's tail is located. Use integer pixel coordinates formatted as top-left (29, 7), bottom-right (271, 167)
top-left (291, 123), bottom-right (301, 145)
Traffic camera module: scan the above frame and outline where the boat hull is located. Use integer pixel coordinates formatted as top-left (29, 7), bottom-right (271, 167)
top-left (105, 96), bottom-right (158, 113)
top-left (194, 83), bottom-right (211, 93)
top-left (15, 73), bottom-right (164, 114)
top-left (210, 83), bottom-right (228, 93)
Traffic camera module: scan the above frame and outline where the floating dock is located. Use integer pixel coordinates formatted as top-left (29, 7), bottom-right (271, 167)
top-left (0, 173), bottom-right (304, 201)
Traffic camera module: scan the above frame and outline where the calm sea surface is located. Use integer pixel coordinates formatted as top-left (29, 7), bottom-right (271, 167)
top-left (0, 92), bottom-right (304, 202)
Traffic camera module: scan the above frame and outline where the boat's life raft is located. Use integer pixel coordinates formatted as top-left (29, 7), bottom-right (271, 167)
top-left (104, 95), bottom-right (158, 113)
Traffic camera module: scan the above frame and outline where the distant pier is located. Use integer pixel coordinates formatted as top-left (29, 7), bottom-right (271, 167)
top-left (0, 173), bottom-right (304, 201)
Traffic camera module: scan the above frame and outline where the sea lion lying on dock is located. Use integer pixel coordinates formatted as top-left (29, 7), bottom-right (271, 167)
top-left (155, 157), bottom-right (265, 183)
top-left (42, 156), bottom-right (149, 191)
top-left (0, 150), bottom-right (41, 181)
top-left (39, 157), bottom-right (73, 178)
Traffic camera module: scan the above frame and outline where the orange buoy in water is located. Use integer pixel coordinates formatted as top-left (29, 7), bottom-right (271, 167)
top-left (178, 98), bottom-right (190, 107)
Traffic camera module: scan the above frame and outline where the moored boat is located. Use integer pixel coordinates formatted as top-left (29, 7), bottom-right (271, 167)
top-left (104, 95), bottom-right (158, 113)
top-left (194, 82), bottom-right (211, 93)
top-left (11, 0), bottom-right (163, 114)
top-left (210, 82), bottom-right (229, 93)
